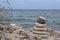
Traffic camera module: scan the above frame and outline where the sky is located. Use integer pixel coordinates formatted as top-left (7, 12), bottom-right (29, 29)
top-left (0, 0), bottom-right (60, 9)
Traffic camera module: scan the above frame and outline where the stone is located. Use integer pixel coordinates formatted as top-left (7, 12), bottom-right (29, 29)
top-left (36, 17), bottom-right (46, 24)
top-left (35, 22), bottom-right (46, 27)
top-left (1, 38), bottom-right (5, 40)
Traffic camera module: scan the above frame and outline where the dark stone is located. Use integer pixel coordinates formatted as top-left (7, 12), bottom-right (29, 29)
top-left (36, 18), bottom-right (46, 24)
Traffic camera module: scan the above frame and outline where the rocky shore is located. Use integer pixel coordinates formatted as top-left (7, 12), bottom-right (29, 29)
top-left (0, 17), bottom-right (60, 40)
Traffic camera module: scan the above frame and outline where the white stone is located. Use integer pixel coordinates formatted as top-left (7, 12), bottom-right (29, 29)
top-left (35, 22), bottom-right (46, 27)
top-left (33, 27), bottom-right (47, 31)
top-left (39, 16), bottom-right (46, 20)
top-left (10, 23), bottom-right (16, 26)
top-left (32, 30), bottom-right (48, 34)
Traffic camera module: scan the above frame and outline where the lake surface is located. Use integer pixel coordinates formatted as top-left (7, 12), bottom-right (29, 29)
top-left (0, 9), bottom-right (60, 31)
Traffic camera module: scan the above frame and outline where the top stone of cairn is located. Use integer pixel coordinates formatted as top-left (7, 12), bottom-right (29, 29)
top-left (37, 16), bottom-right (46, 24)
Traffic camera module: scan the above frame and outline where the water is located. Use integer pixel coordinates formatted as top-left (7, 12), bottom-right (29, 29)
top-left (0, 9), bottom-right (60, 31)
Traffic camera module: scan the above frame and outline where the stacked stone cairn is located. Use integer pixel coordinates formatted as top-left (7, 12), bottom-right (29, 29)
top-left (32, 17), bottom-right (54, 40)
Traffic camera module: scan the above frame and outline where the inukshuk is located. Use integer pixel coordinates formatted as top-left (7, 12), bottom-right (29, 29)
top-left (32, 17), bottom-right (49, 40)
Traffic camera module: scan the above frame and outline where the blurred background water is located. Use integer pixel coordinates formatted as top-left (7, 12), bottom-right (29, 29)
top-left (0, 9), bottom-right (60, 31)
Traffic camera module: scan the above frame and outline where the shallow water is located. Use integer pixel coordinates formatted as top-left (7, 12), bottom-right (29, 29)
top-left (0, 9), bottom-right (60, 31)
